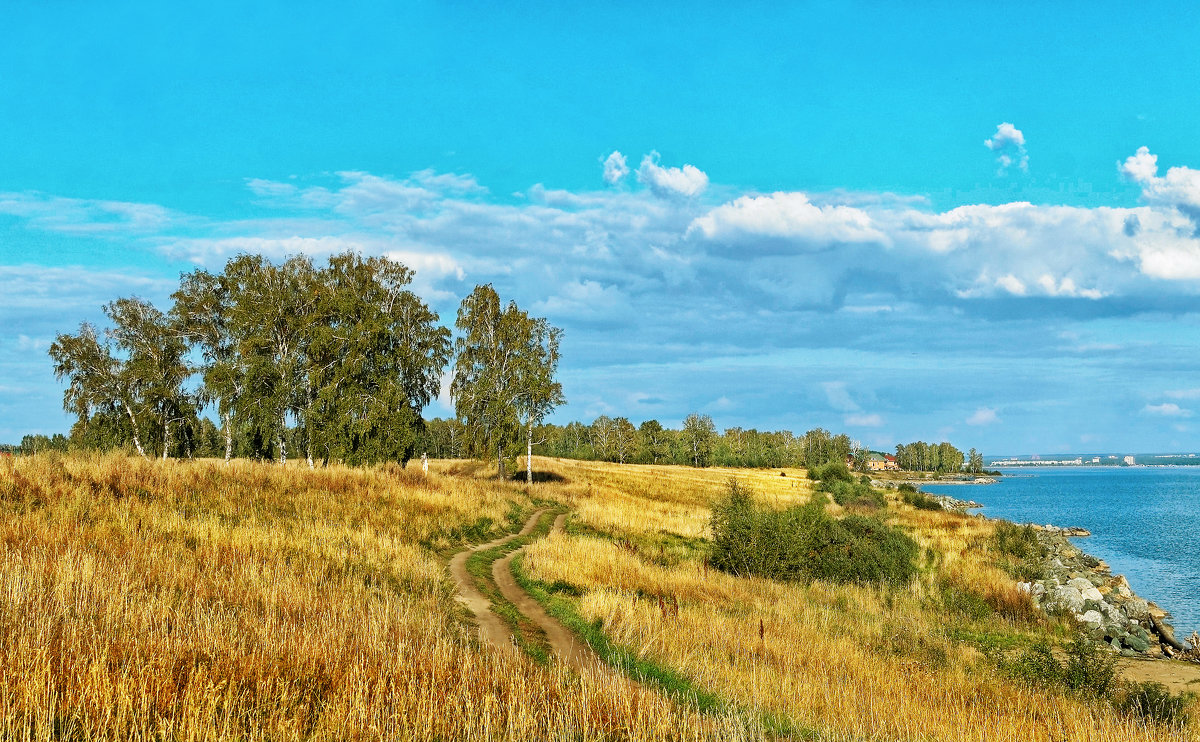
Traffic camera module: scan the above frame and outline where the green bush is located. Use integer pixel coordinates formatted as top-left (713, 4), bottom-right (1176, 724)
top-left (821, 478), bottom-right (886, 510)
top-left (990, 521), bottom-right (1047, 580)
top-left (808, 461), bottom-right (853, 483)
top-left (992, 521), bottom-right (1044, 561)
top-left (1117, 681), bottom-right (1192, 725)
top-left (709, 479), bottom-right (917, 586)
top-left (901, 488), bottom-right (941, 510)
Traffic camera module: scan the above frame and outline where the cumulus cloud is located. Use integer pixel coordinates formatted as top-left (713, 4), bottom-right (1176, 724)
top-left (984, 122), bottom-right (1028, 174)
top-left (688, 192), bottom-right (886, 249)
top-left (1114, 147), bottom-right (1200, 277)
top-left (1120, 146), bottom-right (1159, 184)
top-left (602, 151), bottom-right (629, 186)
top-left (1143, 402), bottom-right (1192, 417)
top-left (966, 407), bottom-right (1000, 426)
top-left (637, 151), bottom-right (708, 198)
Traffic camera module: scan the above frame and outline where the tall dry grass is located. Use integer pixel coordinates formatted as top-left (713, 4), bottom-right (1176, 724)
top-left (0, 452), bottom-right (757, 741)
top-left (521, 457), bottom-right (1197, 742)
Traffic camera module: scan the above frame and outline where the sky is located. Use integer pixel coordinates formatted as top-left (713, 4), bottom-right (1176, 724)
top-left (4, 1), bottom-right (1200, 455)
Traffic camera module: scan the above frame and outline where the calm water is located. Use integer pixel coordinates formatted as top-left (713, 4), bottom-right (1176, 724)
top-left (922, 467), bottom-right (1200, 637)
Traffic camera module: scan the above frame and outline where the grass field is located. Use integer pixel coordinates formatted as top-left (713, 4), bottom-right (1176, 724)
top-left (0, 451), bottom-right (1194, 740)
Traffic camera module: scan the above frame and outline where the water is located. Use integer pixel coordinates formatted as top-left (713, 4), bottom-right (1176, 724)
top-left (921, 467), bottom-right (1200, 637)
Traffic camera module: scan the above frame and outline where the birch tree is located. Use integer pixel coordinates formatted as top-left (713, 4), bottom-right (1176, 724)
top-left (451, 284), bottom-right (563, 481)
top-left (49, 322), bottom-right (149, 457)
top-left (172, 269), bottom-right (241, 462)
top-left (104, 297), bottom-right (191, 460)
top-left (307, 253), bottom-right (451, 466)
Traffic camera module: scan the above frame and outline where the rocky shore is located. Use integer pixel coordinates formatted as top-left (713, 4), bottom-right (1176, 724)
top-left (1019, 526), bottom-right (1195, 660)
top-left (888, 479), bottom-right (1198, 660)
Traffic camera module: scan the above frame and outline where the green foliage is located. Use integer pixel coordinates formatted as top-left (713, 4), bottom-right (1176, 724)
top-left (452, 284), bottom-right (563, 480)
top-left (821, 479), bottom-right (887, 510)
top-left (1117, 681), bottom-right (1193, 725)
top-left (901, 488), bottom-right (942, 510)
top-left (709, 479), bottom-right (917, 586)
top-left (987, 637), bottom-right (1190, 724)
top-left (808, 460), bottom-right (852, 482)
top-left (992, 522), bottom-right (1044, 561)
top-left (680, 413), bottom-right (716, 467)
top-left (989, 521), bottom-right (1047, 580)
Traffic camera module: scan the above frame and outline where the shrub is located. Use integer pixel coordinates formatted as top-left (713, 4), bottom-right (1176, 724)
top-left (709, 480), bottom-right (918, 586)
top-left (1117, 681), bottom-right (1193, 725)
top-left (992, 521), bottom-right (1044, 561)
top-left (901, 488), bottom-right (941, 510)
top-left (808, 461), bottom-right (853, 483)
top-left (822, 479), bottom-right (886, 510)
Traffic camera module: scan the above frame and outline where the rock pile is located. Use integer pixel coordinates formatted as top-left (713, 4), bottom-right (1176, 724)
top-left (1018, 528), bottom-right (1187, 658)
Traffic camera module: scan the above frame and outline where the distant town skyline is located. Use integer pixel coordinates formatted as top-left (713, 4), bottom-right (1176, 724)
top-left (4, 2), bottom-right (1200, 453)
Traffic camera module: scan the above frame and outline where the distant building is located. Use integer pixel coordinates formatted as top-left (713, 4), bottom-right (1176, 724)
top-left (866, 453), bottom-right (899, 471)
top-left (1123, 455), bottom-right (1136, 466)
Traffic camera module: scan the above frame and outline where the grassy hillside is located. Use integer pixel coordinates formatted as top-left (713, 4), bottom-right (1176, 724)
top-left (0, 452), bottom-right (1193, 740)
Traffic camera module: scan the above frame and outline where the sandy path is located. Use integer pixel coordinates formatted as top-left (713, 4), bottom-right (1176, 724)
top-left (493, 512), bottom-right (593, 670)
top-left (448, 507), bottom-right (550, 650)
top-left (1118, 656), bottom-right (1200, 694)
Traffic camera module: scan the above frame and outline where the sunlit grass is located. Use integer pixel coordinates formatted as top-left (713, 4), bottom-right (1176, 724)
top-left (0, 452), bottom-right (759, 741)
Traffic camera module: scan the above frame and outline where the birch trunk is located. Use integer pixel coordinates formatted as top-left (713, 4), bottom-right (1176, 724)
top-left (497, 443), bottom-right (504, 479)
top-left (123, 401), bottom-right (147, 458)
top-left (277, 410), bottom-right (288, 464)
top-left (222, 410), bottom-right (233, 463)
top-left (161, 416), bottom-right (171, 460)
top-left (526, 421), bottom-right (533, 484)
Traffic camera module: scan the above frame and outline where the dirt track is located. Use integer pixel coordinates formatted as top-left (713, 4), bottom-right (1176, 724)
top-left (449, 509), bottom-right (596, 668)
top-left (447, 507), bottom-right (549, 651)
top-left (493, 513), bottom-right (592, 669)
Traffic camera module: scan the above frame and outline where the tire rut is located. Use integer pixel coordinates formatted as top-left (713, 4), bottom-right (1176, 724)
top-left (493, 513), bottom-right (593, 670)
top-left (448, 507), bottom-right (549, 651)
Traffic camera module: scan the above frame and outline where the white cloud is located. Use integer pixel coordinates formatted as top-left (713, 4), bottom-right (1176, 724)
top-left (984, 122), bottom-right (1028, 174)
top-left (1164, 388), bottom-right (1200, 400)
top-left (637, 151), bottom-right (708, 198)
top-left (966, 407), bottom-right (1000, 426)
top-left (995, 274), bottom-right (1027, 296)
top-left (602, 151), bottom-right (629, 186)
top-left (1035, 274), bottom-right (1106, 300)
top-left (844, 413), bottom-right (883, 427)
top-left (822, 381), bottom-right (860, 412)
top-left (1143, 402), bottom-right (1192, 417)
top-left (0, 192), bottom-right (176, 234)
top-left (1120, 146), bottom-right (1158, 184)
top-left (688, 192), bottom-right (886, 248)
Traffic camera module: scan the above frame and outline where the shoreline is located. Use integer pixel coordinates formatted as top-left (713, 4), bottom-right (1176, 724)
top-left (894, 480), bottom-right (1197, 661)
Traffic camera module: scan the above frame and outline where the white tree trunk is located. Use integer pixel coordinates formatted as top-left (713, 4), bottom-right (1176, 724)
top-left (526, 421), bottom-right (533, 484)
top-left (277, 410), bottom-right (288, 464)
top-left (123, 402), bottom-right (147, 458)
top-left (222, 411), bottom-right (233, 463)
top-left (161, 416), bottom-right (171, 460)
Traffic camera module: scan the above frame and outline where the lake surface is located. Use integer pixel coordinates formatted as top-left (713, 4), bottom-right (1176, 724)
top-left (921, 467), bottom-right (1200, 637)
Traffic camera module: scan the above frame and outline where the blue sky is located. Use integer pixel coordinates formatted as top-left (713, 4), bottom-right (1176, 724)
top-left (4, 2), bottom-right (1200, 455)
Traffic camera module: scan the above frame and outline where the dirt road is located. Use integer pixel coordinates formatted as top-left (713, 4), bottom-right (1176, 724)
top-left (493, 513), bottom-right (592, 669)
top-left (447, 507), bottom-right (549, 651)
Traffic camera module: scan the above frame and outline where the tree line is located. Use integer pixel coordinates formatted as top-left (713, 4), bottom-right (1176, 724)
top-left (423, 414), bottom-right (981, 474)
top-left (46, 252), bottom-right (562, 479)
top-left (893, 441), bottom-right (985, 474)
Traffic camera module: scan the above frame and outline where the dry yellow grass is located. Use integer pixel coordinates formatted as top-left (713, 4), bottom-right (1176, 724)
top-left (3, 451), bottom-right (1195, 741)
top-left (520, 457), bottom-right (1198, 742)
top-left (0, 452), bottom-right (760, 741)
